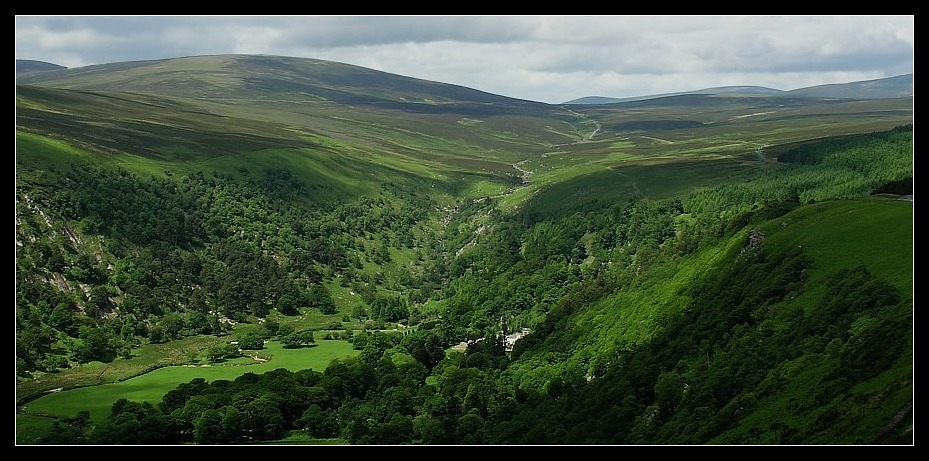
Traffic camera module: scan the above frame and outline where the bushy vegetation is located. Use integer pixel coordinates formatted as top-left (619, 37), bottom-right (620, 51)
top-left (16, 145), bottom-right (446, 377)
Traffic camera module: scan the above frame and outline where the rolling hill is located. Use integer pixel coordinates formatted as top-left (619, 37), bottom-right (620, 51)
top-left (16, 54), bottom-right (548, 112)
top-left (15, 54), bottom-right (913, 445)
top-left (15, 59), bottom-right (66, 76)
top-left (783, 73), bottom-right (914, 99)
top-left (564, 73), bottom-right (913, 104)
top-left (16, 54), bottom-right (585, 195)
top-left (564, 85), bottom-right (783, 104)
top-left (16, 55), bottom-right (913, 215)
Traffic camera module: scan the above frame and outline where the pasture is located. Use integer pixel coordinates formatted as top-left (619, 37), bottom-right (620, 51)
top-left (20, 339), bottom-right (359, 424)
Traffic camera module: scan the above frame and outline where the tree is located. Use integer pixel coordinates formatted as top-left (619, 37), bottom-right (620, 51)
top-left (220, 406), bottom-right (244, 443)
top-left (48, 302), bottom-right (76, 335)
top-left (194, 409), bottom-right (226, 444)
top-left (352, 304), bottom-right (368, 321)
top-left (403, 331), bottom-right (447, 371)
top-left (413, 414), bottom-right (448, 444)
top-left (277, 292), bottom-right (300, 316)
top-left (148, 324), bottom-right (167, 344)
top-left (16, 323), bottom-right (57, 372)
top-left (186, 311), bottom-right (213, 335)
top-left (74, 325), bottom-right (118, 363)
top-left (371, 296), bottom-right (409, 323)
top-left (242, 396), bottom-right (286, 440)
top-left (281, 330), bottom-right (317, 349)
top-left (368, 412), bottom-right (413, 445)
top-left (456, 412), bottom-right (486, 444)
top-left (86, 285), bottom-right (115, 318)
top-left (237, 332), bottom-right (266, 350)
top-left (298, 405), bottom-right (338, 438)
top-left (308, 284), bottom-right (337, 314)
top-left (207, 344), bottom-right (241, 363)
top-left (654, 371), bottom-right (684, 417)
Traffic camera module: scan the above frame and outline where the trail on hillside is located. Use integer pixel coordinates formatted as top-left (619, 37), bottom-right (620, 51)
top-left (562, 108), bottom-right (601, 141)
top-left (754, 147), bottom-right (776, 163)
top-left (512, 160), bottom-right (531, 184)
top-left (639, 135), bottom-right (673, 145)
top-left (489, 109), bottom-right (601, 204)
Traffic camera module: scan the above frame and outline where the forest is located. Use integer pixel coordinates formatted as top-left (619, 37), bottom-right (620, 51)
top-left (16, 123), bottom-right (913, 444)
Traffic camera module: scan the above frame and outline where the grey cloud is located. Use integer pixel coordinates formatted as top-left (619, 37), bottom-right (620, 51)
top-left (272, 16), bottom-right (539, 48)
top-left (14, 15), bottom-right (914, 104)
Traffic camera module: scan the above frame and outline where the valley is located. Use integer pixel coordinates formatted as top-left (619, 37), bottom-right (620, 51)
top-left (15, 55), bottom-right (913, 445)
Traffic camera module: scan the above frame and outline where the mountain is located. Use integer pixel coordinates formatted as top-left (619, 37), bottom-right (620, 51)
top-left (15, 59), bottom-right (66, 76)
top-left (15, 54), bottom-right (912, 208)
top-left (565, 85), bottom-right (783, 104)
top-left (15, 54), bottom-right (577, 193)
top-left (783, 73), bottom-right (913, 99)
top-left (565, 74), bottom-right (913, 104)
top-left (16, 54), bottom-right (548, 114)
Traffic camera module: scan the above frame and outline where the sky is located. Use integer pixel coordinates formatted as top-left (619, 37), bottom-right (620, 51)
top-left (15, 15), bottom-right (914, 104)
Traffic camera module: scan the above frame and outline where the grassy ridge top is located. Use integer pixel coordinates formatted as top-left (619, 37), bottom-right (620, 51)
top-left (16, 54), bottom-right (546, 109)
top-left (15, 53), bottom-right (591, 199)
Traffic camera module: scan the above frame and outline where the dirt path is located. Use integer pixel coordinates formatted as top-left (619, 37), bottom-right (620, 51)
top-left (585, 118), bottom-right (601, 140)
top-left (562, 108), bottom-right (602, 142)
top-left (639, 135), bottom-right (673, 145)
top-left (754, 147), bottom-right (776, 164)
top-left (614, 170), bottom-right (645, 199)
top-left (512, 159), bottom-right (531, 184)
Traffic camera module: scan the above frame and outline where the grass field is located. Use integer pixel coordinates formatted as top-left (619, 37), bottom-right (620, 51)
top-left (20, 339), bottom-right (360, 425)
top-left (506, 224), bottom-right (750, 389)
top-left (511, 153), bottom-right (764, 218)
top-left (506, 195), bottom-right (913, 398)
top-left (762, 197), bottom-right (914, 310)
top-left (16, 335), bottom-right (229, 403)
top-left (15, 414), bottom-right (58, 446)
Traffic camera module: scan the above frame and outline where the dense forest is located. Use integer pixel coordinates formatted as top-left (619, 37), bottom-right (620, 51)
top-left (16, 123), bottom-right (913, 444)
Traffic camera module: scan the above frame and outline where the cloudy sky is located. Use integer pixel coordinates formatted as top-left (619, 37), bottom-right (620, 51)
top-left (15, 15), bottom-right (914, 104)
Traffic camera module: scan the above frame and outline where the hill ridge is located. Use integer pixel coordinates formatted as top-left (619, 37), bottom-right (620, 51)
top-left (565, 73), bottom-right (913, 104)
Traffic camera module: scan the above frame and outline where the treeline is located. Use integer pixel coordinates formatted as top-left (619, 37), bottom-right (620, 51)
top-left (678, 124), bottom-right (913, 246)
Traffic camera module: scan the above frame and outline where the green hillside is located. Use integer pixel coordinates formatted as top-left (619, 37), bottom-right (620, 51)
top-left (492, 197), bottom-right (911, 444)
top-left (16, 54), bottom-right (545, 107)
top-left (15, 55), bottom-right (913, 445)
top-left (784, 73), bottom-right (913, 99)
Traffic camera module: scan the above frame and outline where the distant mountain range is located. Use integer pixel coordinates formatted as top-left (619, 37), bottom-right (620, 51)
top-left (563, 74), bottom-right (913, 104)
top-left (782, 74), bottom-right (914, 99)
top-left (17, 58), bottom-right (912, 107)
top-left (15, 55), bottom-right (548, 115)
top-left (566, 86), bottom-right (783, 105)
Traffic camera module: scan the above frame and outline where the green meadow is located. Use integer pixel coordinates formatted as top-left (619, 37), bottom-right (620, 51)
top-left (21, 339), bottom-right (359, 423)
top-left (763, 198), bottom-right (913, 307)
